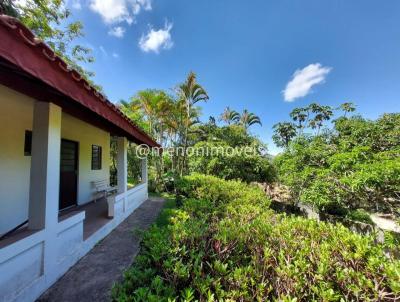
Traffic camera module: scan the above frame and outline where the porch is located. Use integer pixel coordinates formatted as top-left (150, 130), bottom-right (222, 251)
top-left (0, 68), bottom-right (152, 302)
top-left (0, 180), bottom-right (150, 302)
top-left (1, 197), bottom-right (114, 249)
top-left (0, 94), bottom-right (149, 244)
top-left (0, 75), bottom-right (151, 302)
top-left (59, 198), bottom-right (109, 240)
top-left (0, 185), bottom-right (146, 250)
top-left (0, 15), bottom-right (160, 302)
top-left (38, 197), bottom-right (165, 302)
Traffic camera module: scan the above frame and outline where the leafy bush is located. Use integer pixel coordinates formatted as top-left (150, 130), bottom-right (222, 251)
top-left (113, 174), bottom-right (400, 301)
top-left (188, 141), bottom-right (275, 183)
top-left (188, 125), bottom-right (276, 184)
top-left (346, 209), bottom-right (374, 224)
top-left (176, 173), bottom-right (271, 208)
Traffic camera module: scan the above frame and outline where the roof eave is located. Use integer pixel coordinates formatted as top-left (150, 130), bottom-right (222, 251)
top-left (0, 15), bottom-right (159, 148)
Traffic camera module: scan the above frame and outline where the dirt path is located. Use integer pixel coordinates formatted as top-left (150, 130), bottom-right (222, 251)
top-left (37, 197), bottom-right (165, 302)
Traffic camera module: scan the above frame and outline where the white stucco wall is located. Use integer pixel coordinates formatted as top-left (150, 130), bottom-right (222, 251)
top-left (61, 114), bottom-right (110, 206)
top-left (0, 84), bottom-right (111, 234)
top-left (0, 85), bottom-right (33, 235)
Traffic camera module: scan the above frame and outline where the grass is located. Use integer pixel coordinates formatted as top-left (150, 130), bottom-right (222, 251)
top-left (153, 193), bottom-right (177, 227)
top-left (130, 192), bottom-right (177, 243)
top-left (127, 176), bottom-right (142, 189)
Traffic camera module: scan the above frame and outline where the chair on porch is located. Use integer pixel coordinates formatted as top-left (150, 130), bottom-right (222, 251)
top-left (91, 179), bottom-right (117, 202)
top-left (92, 179), bottom-right (118, 218)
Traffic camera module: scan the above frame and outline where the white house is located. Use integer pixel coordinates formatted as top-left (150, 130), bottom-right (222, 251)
top-left (0, 15), bottom-right (159, 302)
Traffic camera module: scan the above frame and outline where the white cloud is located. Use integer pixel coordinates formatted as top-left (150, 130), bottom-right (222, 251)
top-left (112, 52), bottom-right (120, 58)
top-left (139, 22), bottom-right (173, 53)
top-left (89, 0), bottom-right (129, 23)
top-left (108, 26), bottom-right (126, 38)
top-left (89, 0), bottom-right (152, 24)
top-left (132, 0), bottom-right (152, 14)
top-left (283, 63), bottom-right (332, 102)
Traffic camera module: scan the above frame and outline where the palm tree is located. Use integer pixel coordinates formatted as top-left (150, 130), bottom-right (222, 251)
top-left (290, 107), bottom-right (308, 134)
top-left (125, 90), bottom-right (176, 189)
top-left (220, 107), bottom-right (240, 125)
top-left (239, 109), bottom-right (262, 129)
top-left (208, 116), bottom-right (216, 126)
top-left (272, 122), bottom-right (297, 148)
top-left (339, 102), bottom-right (356, 117)
top-left (178, 71), bottom-right (209, 175)
top-left (130, 90), bottom-right (160, 136)
top-left (308, 104), bottom-right (333, 134)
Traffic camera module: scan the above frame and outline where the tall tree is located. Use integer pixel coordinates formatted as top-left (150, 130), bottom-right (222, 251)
top-left (178, 72), bottom-right (209, 175)
top-left (272, 122), bottom-right (297, 148)
top-left (240, 109), bottom-right (262, 129)
top-left (130, 90), bottom-right (163, 138)
top-left (339, 102), bottom-right (356, 117)
top-left (308, 103), bottom-right (333, 134)
top-left (290, 107), bottom-right (308, 134)
top-left (220, 107), bottom-right (240, 125)
top-left (119, 90), bottom-right (177, 190)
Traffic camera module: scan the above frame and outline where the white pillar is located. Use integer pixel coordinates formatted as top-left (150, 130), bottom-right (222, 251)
top-left (28, 102), bottom-right (61, 230)
top-left (117, 137), bottom-right (128, 194)
top-left (141, 157), bottom-right (148, 183)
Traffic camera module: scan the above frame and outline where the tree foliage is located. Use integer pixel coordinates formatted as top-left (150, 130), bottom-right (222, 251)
top-left (274, 104), bottom-right (400, 216)
top-left (239, 109), bottom-right (262, 129)
top-left (272, 122), bottom-right (297, 148)
top-left (219, 107), bottom-right (240, 125)
top-left (177, 71), bottom-right (209, 176)
top-left (188, 125), bottom-right (275, 183)
top-left (3, 0), bottom-right (97, 88)
top-left (118, 73), bottom-right (273, 190)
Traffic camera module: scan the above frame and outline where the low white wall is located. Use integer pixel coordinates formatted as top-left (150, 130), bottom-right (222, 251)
top-left (0, 183), bottom-right (149, 302)
top-left (126, 183), bottom-right (148, 211)
top-left (0, 230), bottom-right (45, 302)
top-left (114, 183), bottom-right (148, 218)
top-left (56, 212), bottom-right (85, 266)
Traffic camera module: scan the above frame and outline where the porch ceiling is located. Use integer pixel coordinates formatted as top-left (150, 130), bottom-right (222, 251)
top-left (0, 15), bottom-right (159, 147)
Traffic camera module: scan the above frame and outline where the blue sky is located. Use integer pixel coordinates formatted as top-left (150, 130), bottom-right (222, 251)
top-left (65, 0), bottom-right (400, 154)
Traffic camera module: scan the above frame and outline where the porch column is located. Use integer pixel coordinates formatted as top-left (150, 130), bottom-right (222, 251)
top-left (141, 157), bottom-right (148, 183)
top-left (117, 137), bottom-right (128, 194)
top-left (28, 102), bottom-right (61, 230)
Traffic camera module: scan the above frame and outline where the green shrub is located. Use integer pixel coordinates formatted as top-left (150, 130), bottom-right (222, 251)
top-left (186, 125), bottom-right (276, 184)
top-left (346, 209), bottom-right (374, 224)
top-left (113, 175), bottom-right (400, 302)
top-left (188, 140), bottom-right (276, 183)
top-left (176, 173), bottom-right (271, 209)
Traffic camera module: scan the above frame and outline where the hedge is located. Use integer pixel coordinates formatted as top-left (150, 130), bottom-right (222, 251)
top-left (113, 174), bottom-right (400, 301)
